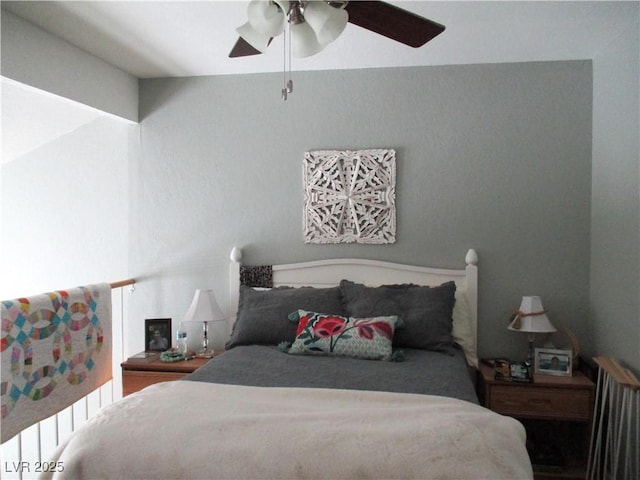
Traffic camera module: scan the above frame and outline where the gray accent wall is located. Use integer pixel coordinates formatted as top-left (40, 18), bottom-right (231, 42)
top-left (136, 61), bottom-right (593, 357)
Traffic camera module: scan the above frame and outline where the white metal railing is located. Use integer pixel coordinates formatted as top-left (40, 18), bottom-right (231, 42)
top-left (587, 356), bottom-right (640, 480)
top-left (1, 281), bottom-right (134, 480)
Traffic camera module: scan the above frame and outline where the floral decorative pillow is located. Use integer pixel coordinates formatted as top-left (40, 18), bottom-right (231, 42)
top-left (287, 310), bottom-right (400, 361)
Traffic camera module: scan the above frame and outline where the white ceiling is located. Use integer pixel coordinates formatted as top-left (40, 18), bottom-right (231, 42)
top-left (1, 1), bottom-right (637, 163)
top-left (3, 1), bottom-right (636, 78)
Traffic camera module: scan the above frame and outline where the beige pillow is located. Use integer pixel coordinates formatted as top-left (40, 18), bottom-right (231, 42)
top-left (452, 291), bottom-right (478, 368)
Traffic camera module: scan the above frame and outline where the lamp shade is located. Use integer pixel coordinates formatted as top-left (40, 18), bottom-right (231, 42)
top-left (303, 1), bottom-right (348, 45)
top-left (183, 289), bottom-right (225, 324)
top-left (508, 296), bottom-right (557, 333)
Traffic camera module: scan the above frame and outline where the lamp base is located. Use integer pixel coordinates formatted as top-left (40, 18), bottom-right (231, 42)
top-left (197, 320), bottom-right (215, 358)
top-left (196, 349), bottom-right (216, 359)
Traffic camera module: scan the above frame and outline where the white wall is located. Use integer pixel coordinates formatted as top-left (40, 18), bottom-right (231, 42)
top-left (590, 15), bottom-right (640, 372)
top-left (0, 116), bottom-right (136, 298)
top-left (1, 10), bottom-right (138, 122)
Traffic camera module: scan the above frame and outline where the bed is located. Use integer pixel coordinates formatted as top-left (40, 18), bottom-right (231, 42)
top-left (42, 248), bottom-right (533, 480)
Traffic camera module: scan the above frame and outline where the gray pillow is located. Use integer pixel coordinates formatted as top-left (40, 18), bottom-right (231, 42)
top-left (225, 286), bottom-right (344, 349)
top-left (339, 280), bottom-right (456, 352)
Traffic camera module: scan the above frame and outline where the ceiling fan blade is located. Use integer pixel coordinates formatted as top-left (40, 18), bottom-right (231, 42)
top-left (345, 1), bottom-right (445, 48)
top-left (228, 37), bottom-right (264, 58)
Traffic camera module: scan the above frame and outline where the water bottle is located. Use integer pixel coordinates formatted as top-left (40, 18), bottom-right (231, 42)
top-left (176, 322), bottom-right (188, 356)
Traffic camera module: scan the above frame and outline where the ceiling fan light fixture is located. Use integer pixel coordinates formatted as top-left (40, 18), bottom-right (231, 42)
top-left (290, 20), bottom-right (324, 57)
top-left (236, 22), bottom-right (273, 54)
top-left (247, 0), bottom-right (286, 36)
top-left (230, 0), bottom-right (447, 98)
top-left (303, 1), bottom-right (348, 45)
top-left (273, 0), bottom-right (291, 16)
top-left (288, 2), bottom-right (323, 57)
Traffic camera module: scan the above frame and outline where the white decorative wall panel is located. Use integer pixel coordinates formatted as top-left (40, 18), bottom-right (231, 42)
top-left (303, 149), bottom-right (396, 244)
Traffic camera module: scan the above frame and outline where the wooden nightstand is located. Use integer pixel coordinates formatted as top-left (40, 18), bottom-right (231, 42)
top-left (478, 362), bottom-right (595, 480)
top-left (121, 352), bottom-right (217, 396)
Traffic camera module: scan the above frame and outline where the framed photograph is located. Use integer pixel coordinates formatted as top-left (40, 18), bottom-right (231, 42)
top-left (535, 348), bottom-right (572, 376)
top-left (145, 318), bottom-right (171, 352)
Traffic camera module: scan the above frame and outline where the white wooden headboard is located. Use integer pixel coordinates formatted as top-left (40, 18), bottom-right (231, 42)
top-left (228, 247), bottom-right (479, 350)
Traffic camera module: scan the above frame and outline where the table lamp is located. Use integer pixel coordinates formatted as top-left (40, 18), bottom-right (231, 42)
top-left (183, 289), bottom-right (225, 358)
top-left (508, 296), bottom-right (557, 363)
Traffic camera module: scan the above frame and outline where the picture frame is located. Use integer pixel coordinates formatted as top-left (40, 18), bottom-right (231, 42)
top-left (145, 318), bottom-right (172, 352)
top-left (534, 348), bottom-right (572, 376)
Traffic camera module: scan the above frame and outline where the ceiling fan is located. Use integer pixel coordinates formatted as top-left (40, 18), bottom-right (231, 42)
top-left (229, 1), bottom-right (446, 59)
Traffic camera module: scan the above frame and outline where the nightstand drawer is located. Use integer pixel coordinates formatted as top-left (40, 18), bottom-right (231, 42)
top-left (121, 353), bottom-right (215, 396)
top-left (491, 385), bottom-right (591, 421)
top-left (122, 370), bottom-right (187, 396)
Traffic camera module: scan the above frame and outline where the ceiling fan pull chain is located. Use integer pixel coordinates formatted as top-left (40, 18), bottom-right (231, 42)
top-left (282, 21), bottom-right (289, 100)
top-left (282, 19), bottom-right (294, 100)
top-left (282, 21), bottom-right (287, 100)
top-left (287, 20), bottom-right (293, 95)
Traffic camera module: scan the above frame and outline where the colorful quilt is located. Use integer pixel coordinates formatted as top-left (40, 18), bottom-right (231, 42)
top-left (1, 284), bottom-right (112, 442)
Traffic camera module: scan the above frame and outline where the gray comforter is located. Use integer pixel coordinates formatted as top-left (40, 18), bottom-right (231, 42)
top-left (185, 344), bottom-right (478, 404)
